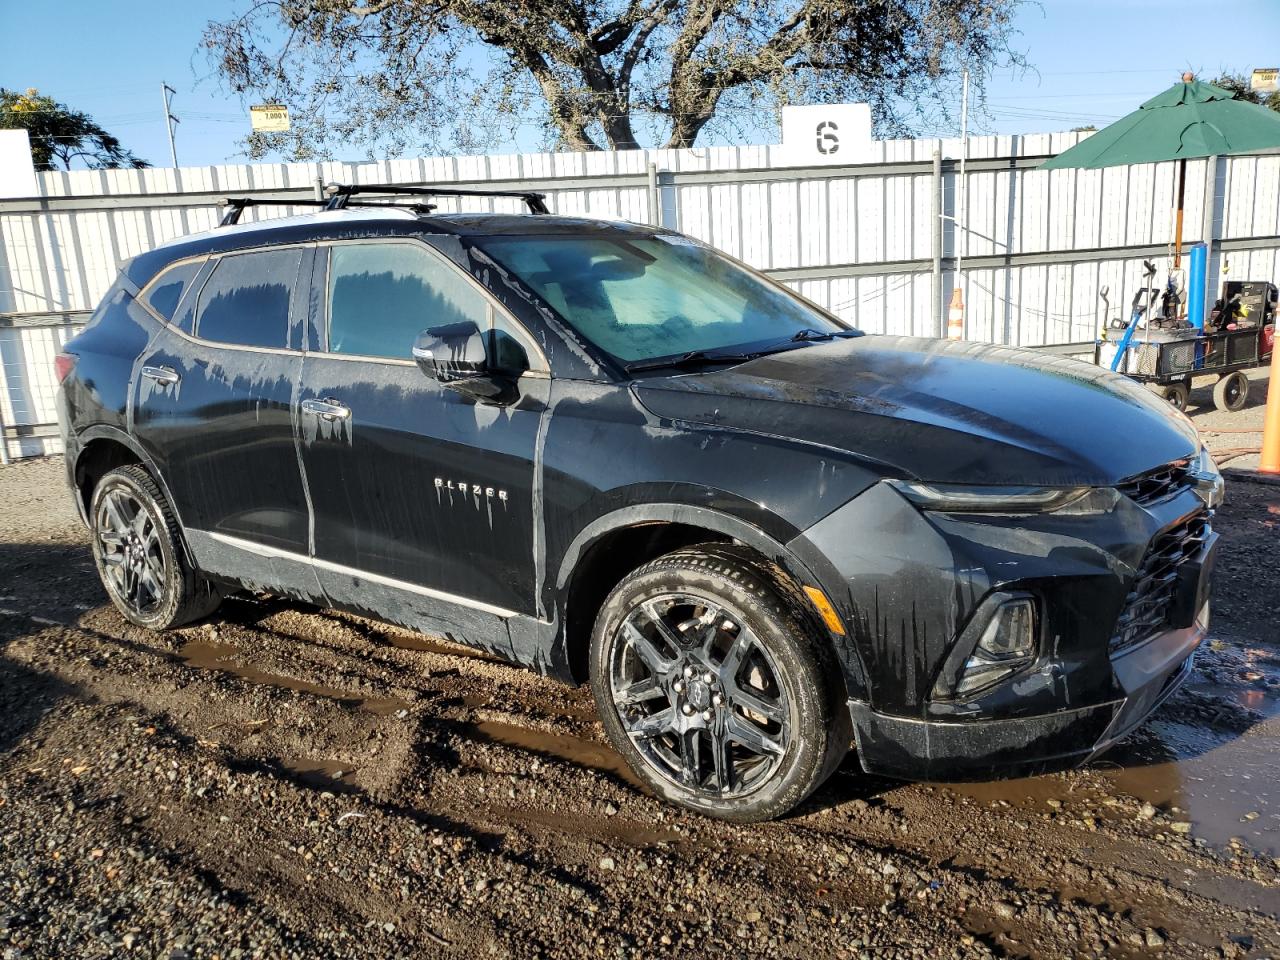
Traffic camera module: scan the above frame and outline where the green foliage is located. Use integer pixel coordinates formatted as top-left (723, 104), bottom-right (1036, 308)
top-left (203, 0), bottom-right (1025, 159)
top-left (1210, 72), bottom-right (1280, 113)
top-left (0, 88), bottom-right (149, 171)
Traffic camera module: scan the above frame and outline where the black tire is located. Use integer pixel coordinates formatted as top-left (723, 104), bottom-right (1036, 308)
top-left (589, 543), bottom-right (850, 822)
top-left (1155, 380), bottom-right (1190, 411)
top-left (89, 464), bottom-right (221, 630)
top-left (1213, 372), bottom-right (1249, 412)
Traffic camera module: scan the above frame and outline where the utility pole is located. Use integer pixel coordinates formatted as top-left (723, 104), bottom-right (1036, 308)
top-left (160, 82), bottom-right (179, 167)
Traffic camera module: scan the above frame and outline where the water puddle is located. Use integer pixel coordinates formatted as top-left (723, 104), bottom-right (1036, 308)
top-left (463, 718), bottom-right (647, 792)
top-left (381, 631), bottom-right (503, 663)
top-left (178, 638), bottom-right (411, 717)
top-left (1108, 712), bottom-right (1280, 855)
top-left (942, 689), bottom-right (1280, 857)
top-left (494, 803), bottom-right (684, 847)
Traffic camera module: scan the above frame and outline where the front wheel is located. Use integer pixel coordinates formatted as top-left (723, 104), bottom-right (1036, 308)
top-left (589, 544), bottom-right (849, 822)
top-left (1155, 379), bottom-right (1191, 411)
top-left (89, 464), bottom-right (221, 630)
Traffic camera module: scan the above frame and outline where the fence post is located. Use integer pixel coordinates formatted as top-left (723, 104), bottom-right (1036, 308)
top-left (0, 403), bottom-right (10, 465)
top-left (646, 161), bottom-right (660, 226)
top-left (931, 146), bottom-right (943, 337)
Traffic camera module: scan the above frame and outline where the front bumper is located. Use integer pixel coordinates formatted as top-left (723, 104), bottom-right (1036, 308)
top-left (786, 469), bottom-right (1218, 781)
top-left (849, 605), bottom-right (1206, 781)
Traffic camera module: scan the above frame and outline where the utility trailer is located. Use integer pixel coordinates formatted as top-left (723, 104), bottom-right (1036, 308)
top-left (1095, 274), bottom-right (1276, 412)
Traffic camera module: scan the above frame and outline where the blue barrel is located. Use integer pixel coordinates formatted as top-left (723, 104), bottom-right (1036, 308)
top-left (1188, 243), bottom-right (1207, 330)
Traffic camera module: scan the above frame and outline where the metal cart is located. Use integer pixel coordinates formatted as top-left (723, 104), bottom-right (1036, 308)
top-left (1094, 325), bottom-right (1273, 411)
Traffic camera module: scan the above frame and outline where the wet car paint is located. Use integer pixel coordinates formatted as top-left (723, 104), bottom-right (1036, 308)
top-left (59, 209), bottom-right (1215, 783)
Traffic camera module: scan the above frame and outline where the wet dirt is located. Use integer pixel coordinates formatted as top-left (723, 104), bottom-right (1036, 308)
top-left (2, 448), bottom-right (1280, 959)
top-left (468, 719), bottom-right (647, 791)
top-left (178, 636), bottom-right (413, 717)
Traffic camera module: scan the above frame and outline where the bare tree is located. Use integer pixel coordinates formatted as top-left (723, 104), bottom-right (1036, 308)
top-left (203, 0), bottom-right (1024, 159)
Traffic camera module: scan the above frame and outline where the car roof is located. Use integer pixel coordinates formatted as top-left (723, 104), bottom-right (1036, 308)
top-left (122, 207), bottom-right (659, 288)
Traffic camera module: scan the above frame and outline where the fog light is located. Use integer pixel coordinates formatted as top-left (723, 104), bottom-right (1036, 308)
top-left (953, 597), bottom-right (1038, 697)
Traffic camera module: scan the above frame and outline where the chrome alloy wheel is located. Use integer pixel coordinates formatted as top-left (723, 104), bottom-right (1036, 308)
top-left (608, 593), bottom-right (792, 797)
top-left (95, 487), bottom-right (166, 617)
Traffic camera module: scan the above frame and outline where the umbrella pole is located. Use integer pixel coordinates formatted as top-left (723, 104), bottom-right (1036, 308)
top-left (1173, 157), bottom-right (1187, 268)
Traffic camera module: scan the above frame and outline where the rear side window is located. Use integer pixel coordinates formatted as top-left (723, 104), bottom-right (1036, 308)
top-left (327, 243), bottom-right (488, 359)
top-left (142, 260), bottom-right (202, 322)
top-left (196, 248), bottom-right (303, 348)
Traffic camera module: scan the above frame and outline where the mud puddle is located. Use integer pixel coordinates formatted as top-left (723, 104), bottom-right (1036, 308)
top-left (464, 718), bottom-right (647, 792)
top-left (944, 688), bottom-right (1280, 857)
top-left (1108, 710), bottom-right (1280, 855)
top-left (178, 638), bottom-right (411, 716)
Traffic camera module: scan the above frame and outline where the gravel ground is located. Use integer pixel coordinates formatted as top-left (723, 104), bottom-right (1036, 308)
top-left (2, 413), bottom-right (1279, 959)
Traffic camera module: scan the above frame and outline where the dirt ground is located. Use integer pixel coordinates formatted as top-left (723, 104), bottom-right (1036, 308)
top-left (2, 401), bottom-right (1279, 958)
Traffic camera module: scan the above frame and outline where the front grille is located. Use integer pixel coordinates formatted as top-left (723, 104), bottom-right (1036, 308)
top-left (1116, 458), bottom-right (1194, 506)
top-left (1109, 511), bottom-right (1211, 654)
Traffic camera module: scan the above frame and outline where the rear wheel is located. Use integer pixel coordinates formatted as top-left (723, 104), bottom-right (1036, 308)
top-left (589, 544), bottom-right (849, 822)
top-left (89, 465), bottom-right (221, 630)
top-left (1213, 371), bottom-right (1249, 412)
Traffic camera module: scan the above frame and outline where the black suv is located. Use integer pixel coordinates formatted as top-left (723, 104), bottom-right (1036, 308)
top-left (57, 184), bottom-right (1222, 821)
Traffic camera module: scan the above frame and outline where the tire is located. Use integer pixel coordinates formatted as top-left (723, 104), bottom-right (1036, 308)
top-left (589, 543), bottom-right (850, 822)
top-left (89, 464), bottom-right (221, 630)
top-left (1155, 380), bottom-right (1190, 411)
top-left (1213, 372), bottom-right (1249, 412)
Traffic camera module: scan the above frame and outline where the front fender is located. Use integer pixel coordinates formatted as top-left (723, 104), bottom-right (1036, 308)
top-left (553, 499), bottom-right (871, 701)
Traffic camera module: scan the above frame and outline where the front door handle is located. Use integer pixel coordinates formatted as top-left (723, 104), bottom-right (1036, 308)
top-left (301, 397), bottom-right (351, 422)
top-left (140, 365), bottom-right (180, 387)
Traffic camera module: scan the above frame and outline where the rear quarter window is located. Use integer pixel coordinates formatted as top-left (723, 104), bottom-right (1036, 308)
top-left (195, 248), bottom-right (303, 349)
top-left (141, 260), bottom-right (203, 322)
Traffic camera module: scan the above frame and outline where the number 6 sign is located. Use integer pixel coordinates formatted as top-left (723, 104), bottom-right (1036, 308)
top-left (782, 104), bottom-right (871, 166)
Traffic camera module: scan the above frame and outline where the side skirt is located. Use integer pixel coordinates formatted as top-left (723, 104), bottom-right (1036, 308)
top-left (184, 529), bottom-right (567, 679)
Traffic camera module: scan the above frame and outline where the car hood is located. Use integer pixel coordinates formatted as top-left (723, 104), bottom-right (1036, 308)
top-left (632, 336), bottom-right (1200, 486)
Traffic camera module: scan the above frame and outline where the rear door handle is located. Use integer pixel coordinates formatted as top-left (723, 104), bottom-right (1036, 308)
top-left (301, 397), bottom-right (351, 422)
top-left (140, 365), bottom-right (180, 386)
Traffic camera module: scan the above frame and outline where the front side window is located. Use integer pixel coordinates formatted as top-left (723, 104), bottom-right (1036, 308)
top-left (326, 242), bottom-right (543, 372)
top-left (142, 260), bottom-right (202, 322)
top-left (476, 234), bottom-right (845, 365)
top-left (195, 248), bottom-right (302, 348)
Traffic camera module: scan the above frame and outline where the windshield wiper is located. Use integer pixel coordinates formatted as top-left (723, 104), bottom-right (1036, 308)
top-left (790, 328), bottom-right (837, 342)
top-left (624, 350), bottom-right (758, 373)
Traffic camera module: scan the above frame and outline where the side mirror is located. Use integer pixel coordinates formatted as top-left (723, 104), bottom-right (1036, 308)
top-left (412, 320), bottom-right (488, 382)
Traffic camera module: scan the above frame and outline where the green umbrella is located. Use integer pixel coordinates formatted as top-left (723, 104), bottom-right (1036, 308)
top-left (1041, 74), bottom-right (1280, 264)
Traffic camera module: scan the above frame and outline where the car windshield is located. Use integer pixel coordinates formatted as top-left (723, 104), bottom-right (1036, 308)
top-left (476, 234), bottom-right (847, 366)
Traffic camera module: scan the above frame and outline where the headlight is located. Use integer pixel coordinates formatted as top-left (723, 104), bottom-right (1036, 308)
top-left (888, 479), bottom-right (1092, 515)
top-left (1189, 446), bottom-right (1224, 510)
top-left (934, 594), bottom-right (1039, 699)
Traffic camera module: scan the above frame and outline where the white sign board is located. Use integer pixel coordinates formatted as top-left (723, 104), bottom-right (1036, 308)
top-left (250, 104), bottom-right (291, 132)
top-left (1252, 68), bottom-right (1278, 92)
top-left (781, 103), bottom-right (872, 166)
top-left (0, 128), bottom-right (38, 199)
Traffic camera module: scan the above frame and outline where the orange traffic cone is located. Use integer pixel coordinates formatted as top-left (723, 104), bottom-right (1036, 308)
top-left (1260, 325), bottom-right (1280, 474)
top-left (947, 288), bottom-right (965, 340)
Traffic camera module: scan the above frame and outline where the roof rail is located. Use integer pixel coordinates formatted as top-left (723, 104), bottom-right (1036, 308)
top-left (218, 197), bottom-right (330, 227)
top-left (323, 182), bottom-right (550, 215)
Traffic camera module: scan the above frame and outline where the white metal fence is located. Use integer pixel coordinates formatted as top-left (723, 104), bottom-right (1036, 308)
top-left (3, 131), bottom-right (1280, 459)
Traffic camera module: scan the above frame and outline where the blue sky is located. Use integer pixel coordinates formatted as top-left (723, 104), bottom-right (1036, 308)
top-left (2, 0), bottom-right (1279, 168)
